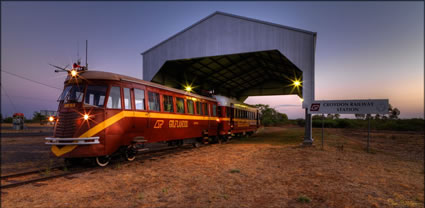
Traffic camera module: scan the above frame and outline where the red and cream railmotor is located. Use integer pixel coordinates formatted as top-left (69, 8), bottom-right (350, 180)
top-left (46, 66), bottom-right (259, 166)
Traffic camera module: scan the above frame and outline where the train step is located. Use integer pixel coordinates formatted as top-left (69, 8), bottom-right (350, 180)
top-left (133, 136), bottom-right (147, 143)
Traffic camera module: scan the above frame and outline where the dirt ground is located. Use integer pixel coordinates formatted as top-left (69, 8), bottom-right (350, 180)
top-left (1, 127), bottom-right (424, 208)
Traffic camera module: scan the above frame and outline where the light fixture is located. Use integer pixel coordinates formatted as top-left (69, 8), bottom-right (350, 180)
top-left (70, 70), bottom-right (77, 77)
top-left (216, 118), bottom-right (220, 122)
top-left (83, 114), bottom-right (89, 120)
top-left (293, 80), bottom-right (301, 87)
top-left (185, 85), bottom-right (192, 92)
top-left (48, 116), bottom-right (55, 122)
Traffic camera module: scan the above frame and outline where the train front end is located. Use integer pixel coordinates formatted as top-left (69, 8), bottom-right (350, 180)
top-left (45, 68), bottom-right (107, 164)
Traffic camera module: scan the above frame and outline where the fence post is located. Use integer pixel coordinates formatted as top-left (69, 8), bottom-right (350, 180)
top-left (367, 116), bottom-right (370, 153)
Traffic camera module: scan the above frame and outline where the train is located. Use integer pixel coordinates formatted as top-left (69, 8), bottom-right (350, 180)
top-left (45, 67), bottom-right (259, 166)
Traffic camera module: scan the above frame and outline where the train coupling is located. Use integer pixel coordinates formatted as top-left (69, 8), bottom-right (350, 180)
top-left (45, 137), bottom-right (100, 145)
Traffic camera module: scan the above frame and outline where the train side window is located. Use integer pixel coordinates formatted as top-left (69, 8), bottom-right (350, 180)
top-left (134, 89), bottom-right (145, 110)
top-left (196, 102), bottom-right (201, 115)
top-left (212, 104), bottom-right (217, 116)
top-left (176, 97), bottom-right (185, 113)
top-left (163, 95), bottom-right (174, 112)
top-left (107, 86), bottom-right (122, 109)
top-left (148, 91), bottom-right (160, 111)
top-left (84, 86), bottom-right (107, 107)
top-left (187, 100), bottom-right (194, 114)
top-left (203, 103), bottom-right (208, 116)
top-left (123, 88), bottom-right (132, 110)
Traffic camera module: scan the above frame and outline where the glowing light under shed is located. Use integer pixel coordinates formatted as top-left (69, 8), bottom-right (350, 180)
top-left (83, 114), bottom-right (89, 120)
top-left (185, 86), bottom-right (192, 92)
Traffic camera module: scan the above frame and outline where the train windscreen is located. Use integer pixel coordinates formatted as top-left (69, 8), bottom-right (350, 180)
top-left (59, 85), bottom-right (84, 103)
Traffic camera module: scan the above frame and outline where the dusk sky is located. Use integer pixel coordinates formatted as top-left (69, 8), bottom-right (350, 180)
top-left (1, 2), bottom-right (423, 119)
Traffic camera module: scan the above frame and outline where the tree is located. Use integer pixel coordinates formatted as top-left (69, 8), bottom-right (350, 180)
top-left (388, 104), bottom-right (400, 120)
top-left (355, 114), bottom-right (365, 120)
top-left (334, 114), bottom-right (340, 119)
top-left (32, 111), bottom-right (47, 124)
top-left (312, 115), bottom-right (323, 120)
top-left (254, 104), bottom-right (288, 126)
top-left (326, 114), bottom-right (334, 120)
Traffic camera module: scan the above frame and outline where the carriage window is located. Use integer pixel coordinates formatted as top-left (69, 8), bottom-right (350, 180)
top-left (176, 98), bottom-right (184, 113)
top-left (148, 91), bottom-right (160, 111)
top-left (212, 104), bottom-right (217, 116)
top-left (134, 89), bottom-right (145, 110)
top-left (226, 107), bottom-right (231, 118)
top-left (196, 102), bottom-right (202, 115)
top-left (84, 86), bottom-right (107, 107)
top-left (187, 100), bottom-right (194, 114)
top-left (203, 103), bottom-right (208, 116)
top-left (123, 88), bottom-right (132, 110)
top-left (163, 95), bottom-right (174, 112)
top-left (107, 86), bottom-right (121, 109)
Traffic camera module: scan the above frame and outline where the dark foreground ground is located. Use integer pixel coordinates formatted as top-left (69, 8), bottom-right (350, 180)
top-left (1, 127), bottom-right (424, 208)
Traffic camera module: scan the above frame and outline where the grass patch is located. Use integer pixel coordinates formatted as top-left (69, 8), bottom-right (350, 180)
top-left (229, 169), bottom-right (240, 173)
top-left (137, 193), bottom-right (144, 200)
top-left (234, 127), bottom-right (307, 145)
top-left (297, 195), bottom-right (311, 203)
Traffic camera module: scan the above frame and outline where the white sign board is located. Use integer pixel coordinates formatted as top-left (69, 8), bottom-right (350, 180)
top-left (308, 99), bottom-right (389, 114)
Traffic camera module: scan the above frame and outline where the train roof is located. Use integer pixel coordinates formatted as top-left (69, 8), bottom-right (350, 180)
top-left (66, 70), bottom-right (217, 102)
top-left (213, 95), bottom-right (258, 112)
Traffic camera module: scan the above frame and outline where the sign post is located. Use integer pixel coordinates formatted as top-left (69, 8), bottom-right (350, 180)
top-left (309, 99), bottom-right (389, 152)
top-left (321, 113), bottom-right (324, 150)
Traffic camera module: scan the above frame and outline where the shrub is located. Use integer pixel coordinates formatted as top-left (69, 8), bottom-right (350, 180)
top-left (296, 119), bottom-right (305, 127)
top-left (336, 119), bottom-right (351, 128)
top-left (297, 195), bottom-right (311, 203)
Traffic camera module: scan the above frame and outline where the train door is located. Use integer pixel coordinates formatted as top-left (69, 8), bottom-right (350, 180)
top-left (133, 86), bottom-right (148, 138)
top-left (123, 87), bottom-right (134, 140)
top-left (230, 103), bottom-right (235, 130)
top-left (256, 109), bottom-right (260, 127)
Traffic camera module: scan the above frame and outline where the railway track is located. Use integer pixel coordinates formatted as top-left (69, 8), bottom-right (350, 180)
top-left (0, 144), bottom-right (205, 189)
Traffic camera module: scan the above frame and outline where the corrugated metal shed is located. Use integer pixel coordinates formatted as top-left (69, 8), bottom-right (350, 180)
top-left (141, 11), bottom-right (316, 108)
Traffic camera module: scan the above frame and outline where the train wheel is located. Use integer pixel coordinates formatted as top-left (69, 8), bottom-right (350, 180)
top-left (192, 142), bottom-right (201, 148)
top-left (125, 147), bottom-right (136, 161)
top-left (95, 156), bottom-right (110, 167)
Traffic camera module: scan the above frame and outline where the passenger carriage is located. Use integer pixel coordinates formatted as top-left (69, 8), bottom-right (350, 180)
top-left (214, 95), bottom-right (259, 140)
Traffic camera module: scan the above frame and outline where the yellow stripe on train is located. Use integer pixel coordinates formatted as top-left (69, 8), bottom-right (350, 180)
top-left (52, 111), bottom-right (220, 156)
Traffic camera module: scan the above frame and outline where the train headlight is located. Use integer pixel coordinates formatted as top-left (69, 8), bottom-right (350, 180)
top-left (48, 116), bottom-right (55, 122)
top-left (83, 114), bottom-right (89, 120)
top-left (70, 70), bottom-right (78, 77)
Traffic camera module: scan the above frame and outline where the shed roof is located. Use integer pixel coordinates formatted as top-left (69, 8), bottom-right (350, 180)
top-left (142, 11), bottom-right (316, 107)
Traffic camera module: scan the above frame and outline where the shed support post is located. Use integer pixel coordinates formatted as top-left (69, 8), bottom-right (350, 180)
top-left (303, 108), bottom-right (314, 145)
